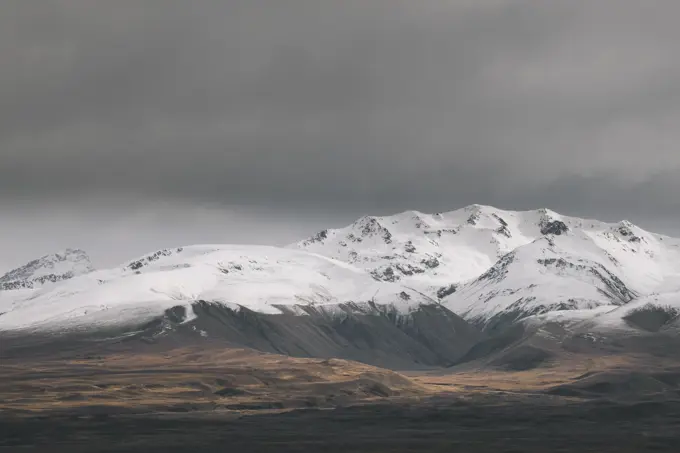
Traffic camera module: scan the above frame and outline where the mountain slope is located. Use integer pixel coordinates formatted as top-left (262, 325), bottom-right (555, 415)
top-left (444, 233), bottom-right (637, 331)
top-left (0, 245), bottom-right (484, 368)
top-left (3, 204), bottom-right (680, 370)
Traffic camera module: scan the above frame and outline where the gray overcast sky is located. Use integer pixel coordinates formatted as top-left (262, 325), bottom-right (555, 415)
top-left (2, 0), bottom-right (680, 271)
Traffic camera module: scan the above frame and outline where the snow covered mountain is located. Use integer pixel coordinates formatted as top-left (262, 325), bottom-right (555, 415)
top-left (0, 248), bottom-right (93, 291)
top-left (0, 245), bottom-right (435, 333)
top-left (294, 205), bottom-right (680, 331)
top-left (0, 245), bottom-right (480, 368)
top-left (2, 204), bottom-right (680, 363)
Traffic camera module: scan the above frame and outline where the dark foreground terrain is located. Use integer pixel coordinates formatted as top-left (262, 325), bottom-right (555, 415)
top-left (3, 394), bottom-right (680, 452)
top-left (3, 311), bottom-right (680, 453)
top-left (3, 343), bottom-right (680, 452)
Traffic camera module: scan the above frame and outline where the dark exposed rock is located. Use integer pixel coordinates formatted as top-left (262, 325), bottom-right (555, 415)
top-left (537, 257), bottom-right (635, 305)
top-left (537, 258), bottom-right (587, 271)
top-left (436, 284), bottom-right (457, 299)
top-left (616, 222), bottom-right (643, 243)
top-left (591, 265), bottom-right (637, 303)
top-left (127, 248), bottom-right (183, 271)
top-left (371, 263), bottom-right (429, 281)
top-left (495, 226), bottom-right (512, 238)
top-left (0, 280), bottom-right (35, 291)
top-left (476, 252), bottom-right (515, 284)
top-left (303, 229), bottom-right (329, 245)
top-left (421, 257), bottom-right (440, 269)
top-left (492, 214), bottom-right (508, 227)
top-left (540, 220), bottom-right (569, 236)
top-left (371, 267), bottom-right (398, 282)
top-left (382, 231), bottom-right (393, 244)
top-left (347, 234), bottom-right (362, 243)
top-left (395, 264), bottom-right (425, 276)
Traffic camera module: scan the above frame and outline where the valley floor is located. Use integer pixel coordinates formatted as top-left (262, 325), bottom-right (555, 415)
top-left (2, 344), bottom-right (680, 452)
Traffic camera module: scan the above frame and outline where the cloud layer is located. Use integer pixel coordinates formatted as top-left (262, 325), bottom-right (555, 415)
top-left (2, 1), bottom-right (680, 266)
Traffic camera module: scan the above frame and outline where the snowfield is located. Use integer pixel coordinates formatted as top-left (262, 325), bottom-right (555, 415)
top-left (2, 204), bottom-right (680, 334)
top-left (0, 245), bottom-right (430, 332)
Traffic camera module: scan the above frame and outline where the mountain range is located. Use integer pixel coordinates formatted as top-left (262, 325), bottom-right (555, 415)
top-left (2, 205), bottom-right (679, 369)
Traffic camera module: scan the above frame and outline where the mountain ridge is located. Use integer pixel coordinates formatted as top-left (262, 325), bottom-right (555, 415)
top-left (294, 204), bottom-right (680, 331)
top-left (2, 204), bottom-right (680, 369)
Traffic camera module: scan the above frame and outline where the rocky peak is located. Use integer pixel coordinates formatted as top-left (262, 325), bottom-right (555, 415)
top-left (614, 220), bottom-right (644, 243)
top-left (537, 210), bottom-right (569, 236)
top-left (0, 248), bottom-right (93, 291)
top-left (353, 216), bottom-right (393, 244)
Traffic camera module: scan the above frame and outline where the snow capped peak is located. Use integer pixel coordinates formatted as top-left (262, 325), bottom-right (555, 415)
top-left (292, 205), bottom-right (583, 292)
top-left (0, 248), bottom-right (93, 291)
top-left (291, 204), bottom-right (680, 330)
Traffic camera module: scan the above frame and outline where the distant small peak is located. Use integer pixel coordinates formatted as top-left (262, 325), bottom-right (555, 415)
top-left (56, 248), bottom-right (91, 259)
top-left (0, 248), bottom-right (93, 289)
top-left (350, 215), bottom-right (393, 244)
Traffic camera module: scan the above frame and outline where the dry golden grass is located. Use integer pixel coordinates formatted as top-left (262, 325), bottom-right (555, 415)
top-left (4, 344), bottom-right (677, 415)
top-left (411, 353), bottom-right (679, 393)
top-left (0, 346), bottom-right (427, 414)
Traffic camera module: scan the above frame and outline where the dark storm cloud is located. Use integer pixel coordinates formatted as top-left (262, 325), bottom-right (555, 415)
top-left (3, 0), bottom-right (680, 218)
